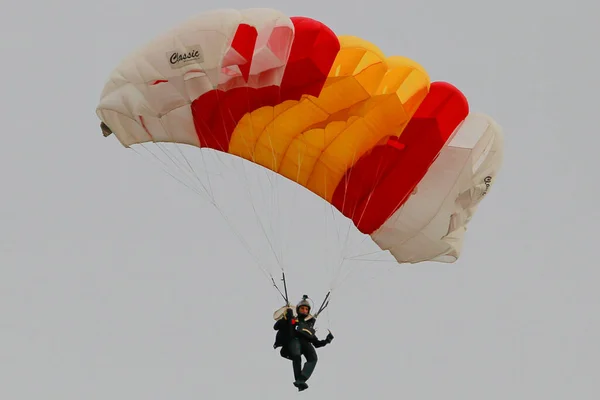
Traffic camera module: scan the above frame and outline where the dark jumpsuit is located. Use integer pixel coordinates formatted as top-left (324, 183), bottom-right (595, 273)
top-left (273, 309), bottom-right (330, 382)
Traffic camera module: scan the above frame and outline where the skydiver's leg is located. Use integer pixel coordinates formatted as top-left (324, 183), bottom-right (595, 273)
top-left (288, 339), bottom-right (309, 391)
top-left (300, 342), bottom-right (318, 381)
top-left (287, 339), bottom-right (302, 381)
top-left (292, 358), bottom-right (302, 381)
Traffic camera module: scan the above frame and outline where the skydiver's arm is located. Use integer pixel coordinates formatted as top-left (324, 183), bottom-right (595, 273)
top-left (312, 331), bottom-right (334, 348)
top-left (273, 308), bottom-right (294, 330)
top-left (274, 318), bottom-right (290, 330)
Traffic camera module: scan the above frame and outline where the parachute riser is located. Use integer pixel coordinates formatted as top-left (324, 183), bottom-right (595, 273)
top-left (314, 291), bottom-right (331, 319)
top-left (271, 273), bottom-right (329, 318)
top-left (282, 272), bottom-right (289, 304)
top-left (271, 272), bottom-right (290, 305)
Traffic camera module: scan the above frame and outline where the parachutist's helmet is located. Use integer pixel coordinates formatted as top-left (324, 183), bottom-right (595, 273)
top-left (296, 295), bottom-right (311, 315)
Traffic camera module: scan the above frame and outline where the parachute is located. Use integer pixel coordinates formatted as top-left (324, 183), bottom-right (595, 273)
top-left (96, 8), bottom-right (503, 286)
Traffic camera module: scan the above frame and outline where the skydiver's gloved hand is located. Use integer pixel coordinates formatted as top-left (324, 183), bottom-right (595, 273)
top-left (326, 331), bottom-right (334, 343)
top-left (286, 308), bottom-right (294, 319)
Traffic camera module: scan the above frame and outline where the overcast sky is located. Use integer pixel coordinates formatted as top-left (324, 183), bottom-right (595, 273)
top-left (1, 0), bottom-right (599, 399)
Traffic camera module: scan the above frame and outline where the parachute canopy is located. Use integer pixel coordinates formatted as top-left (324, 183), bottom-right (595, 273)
top-left (96, 8), bottom-right (503, 264)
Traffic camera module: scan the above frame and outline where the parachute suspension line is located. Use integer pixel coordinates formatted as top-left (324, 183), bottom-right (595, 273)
top-left (130, 144), bottom-right (216, 206)
top-left (265, 118), bottom-right (286, 269)
top-left (158, 131), bottom-right (272, 273)
top-left (189, 73), bottom-right (284, 283)
top-left (331, 140), bottom-right (394, 290)
top-left (128, 113), bottom-right (224, 209)
top-left (320, 154), bottom-right (336, 292)
top-left (244, 95), bottom-right (286, 275)
top-left (149, 116), bottom-right (219, 204)
top-left (210, 195), bottom-right (283, 291)
top-left (211, 161), bottom-right (284, 291)
top-left (344, 253), bottom-right (398, 263)
top-left (226, 131), bottom-right (285, 274)
top-left (188, 144), bottom-right (217, 203)
top-left (127, 132), bottom-right (289, 297)
top-left (331, 134), bottom-right (381, 291)
top-left (243, 161), bottom-right (284, 269)
top-left (153, 122), bottom-right (272, 265)
top-left (326, 155), bottom-right (358, 291)
top-left (268, 172), bottom-right (284, 272)
top-left (270, 167), bottom-right (285, 272)
top-left (314, 126), bottom-right (350, 294)
top-left (258, 133), bottom-right (283, 269)
top-left (340, 134), bottom-right (428, 263)
top-left (254, 98), bottom-right (288, 273)
top-left (132, 145), bottom-right (280, 294)
top-left (155, 135), bottom-right (219, 202)
top-left (205, 180), bottom-right (285, 294)
top-left (326, 201), bottom-right (343, 273)
top-left (326, 305), bottom-right (333, 331)
top-left (340, 210), bottom-right (395, 262)
top-left (342, 237), bottom-right (398, 262)
top-left (323, 193), bottom-right (334, 290)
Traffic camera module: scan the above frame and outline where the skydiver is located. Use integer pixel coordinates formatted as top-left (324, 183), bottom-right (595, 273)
top-left (273, 295), bottom-right (334, 391)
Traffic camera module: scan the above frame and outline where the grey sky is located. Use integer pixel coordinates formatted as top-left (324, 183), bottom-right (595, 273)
top-left (1, 0), bottom-right (599, 398)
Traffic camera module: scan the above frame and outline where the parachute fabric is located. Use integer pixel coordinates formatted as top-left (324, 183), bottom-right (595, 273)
top-left (96, 7), bottom-right (504, 273)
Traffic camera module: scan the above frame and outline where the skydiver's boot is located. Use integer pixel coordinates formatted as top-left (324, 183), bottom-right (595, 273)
top-left (293, 377), bottom-right (308, 391)
top-left (291, 358), bottom-right (307, 390)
